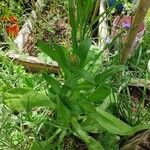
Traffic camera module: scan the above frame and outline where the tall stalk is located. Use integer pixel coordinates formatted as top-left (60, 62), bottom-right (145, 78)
top-left (120, 0), bottom-right (150, 64)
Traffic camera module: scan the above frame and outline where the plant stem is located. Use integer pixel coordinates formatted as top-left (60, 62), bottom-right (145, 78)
top-left (120, 0), bottom-right (150, 64)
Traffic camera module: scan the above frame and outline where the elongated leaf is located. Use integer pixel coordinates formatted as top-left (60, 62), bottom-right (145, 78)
top-left (81, 101), bottom-right (150, 135)
top-left (43, 73), bottom-right (61, 94)
top-left (6, 87), bottom-right (31, 94)
top-left (38, 41), bottom-right (71, 76)
top-left (53, 44), bottom-right (68, 64)
top-left (80, 101), bottom-right (134, 136)
top-left (4, 89), bottom-right (55, 111)
top-left (80, 118), bottom-right (100, 133)
top-left (85, 50), bottom-right (99, 64)
top-left (24, 77), bottom-right (34, 88)
top-left (77, 39), bottom-right (91, 67)
top-left (88, 86), bottom-right (111, 102)
top-left (38, 40), bottom-right (59, 62)
top-left (81, 0), bottom-right (95, 39)
top-left (133, 124), bottom-right (150, 133)
top-left (71, 117), bottom-right (104, 150)
top-left (68, 90), bottom-right (84, 114)
top-left (76, 0), bottom-right (82, 25)
top-left (97, 92), bottom-right (117, 111)
top-left (54, 45), bottom-right (71, 76)
top-left (65, 73), bottom-right (77, 89)
top-left (57, 98), bottom-right (70, 128)
top-left (76, 0), bottom-right (94, 40)
top-left (77, 81), bottom-right (93, 91)
top-left (79, 69), bottom-right (94, 83)
top-left (68, 0), bottom-right (78, 52)
top-left (30, 140), bottom-right (50, 150)
top-left (95, 65), bottom-right (125, 84)
top-left (30, 128), bottom-right (61, 150)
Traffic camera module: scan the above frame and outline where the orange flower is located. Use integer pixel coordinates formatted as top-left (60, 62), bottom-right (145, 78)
top-left (1, 16), bottom-right (19, 38)
top-left (5, 23), bottom-right (19, 38)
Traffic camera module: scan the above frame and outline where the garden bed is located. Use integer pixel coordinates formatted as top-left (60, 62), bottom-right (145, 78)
top-left (2, 0), bottom-right (70, 73)
top-left (0, 1), bottom-right (150, 150)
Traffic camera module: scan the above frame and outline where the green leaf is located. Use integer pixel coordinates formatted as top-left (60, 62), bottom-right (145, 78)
top-left (65, 74), bottom-right (77, 89)
top-left (30, 140), bottom-right (50, 150)
top-left (53, 44), bottom-right (68, 66)
top-left (4, 89), bottom-right (55, 111)
top-left (88, 86), bottom-right (111, 102)
top-left (95, 65), bottom-right (125, 84)
top-left (68, 90), bottom-right (84, 114)
top-left (38, 40), bottom-right (59, 62)
top-left (133, 124), bottom-right (150, 133)
top-left (71, 117), bottom-right (104, 150)
top-left (30, 128), bottom-right (61, 150)
top-left (68, 0), bottom-right (78, 52)
top-left (97, 92), bottom-right (117, 111)
top-left (43, 73), bottom-right (61, 94)
top-left (77, 39), bottom-right (91, 67)
top-left (85, 50), bottom-right (98, 64)
top-left (6, 87), bottom-right (31, 94)
top-left (80, 118), bottom-right (100, 133)
top-left (38, 41), bottom-right (70, 76)
top-left (79, 69), bottom-right (94, 83)
top-left (24, 77), bottom-right (34, 88)
top-left (77, 81), bottom-right (93, 91)
top-left (76, 0), bottom-right (94, 40)
top-left (80, 101), bottom-right (134, 136)
top-left (57, 98), bottom-right (70, 128)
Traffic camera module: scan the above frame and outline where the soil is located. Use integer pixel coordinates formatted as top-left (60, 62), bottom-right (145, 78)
top-left (128, 86), bottom-right (150, 107)
top-left (120, 130), bottom-right (150, 150)
top-left (23, 0), bottom-right (70, 57)
top-left (64, 135), bottom-right (88, 150)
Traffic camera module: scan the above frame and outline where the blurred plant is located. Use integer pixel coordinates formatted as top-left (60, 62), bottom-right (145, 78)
top-left (120, 0), bottom-right (150, 64)
top-left (0, 0), bottom-right (23, 20)
top-left (0, 53), bottom-right (46, 94)
top-left (2, 1), bottom-right (150, 150)
top-left (118, 85), bottom-right (150, 126)
top-left (124, 10), bottom-right (150, 77)
top-left (0, 0), bottom-right (26, 43)
top-left (0, 53), bottom-right (51, 150)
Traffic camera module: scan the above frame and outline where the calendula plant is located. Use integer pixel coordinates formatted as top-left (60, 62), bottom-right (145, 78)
top-left (1, 0), bottom-right (150, 150)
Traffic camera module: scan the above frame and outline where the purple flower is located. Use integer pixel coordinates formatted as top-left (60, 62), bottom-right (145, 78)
top-left (122, 22), bottom-right (131, 29)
